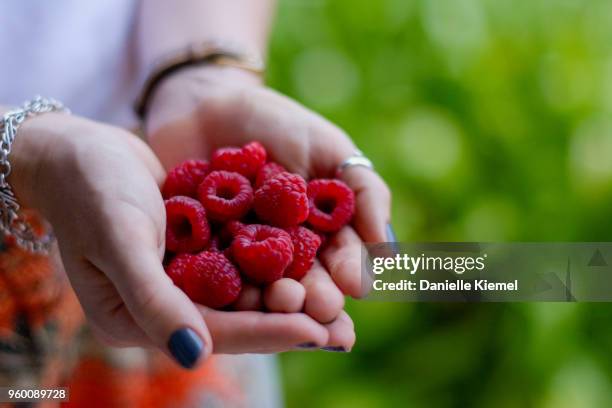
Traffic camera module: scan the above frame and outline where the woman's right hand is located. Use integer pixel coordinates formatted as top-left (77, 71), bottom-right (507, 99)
top-left (7, 113), bottom-right (342, 368)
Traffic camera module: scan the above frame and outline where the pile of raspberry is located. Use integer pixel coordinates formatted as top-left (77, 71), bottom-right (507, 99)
top-left (162, 142), bottom-right (355, 309)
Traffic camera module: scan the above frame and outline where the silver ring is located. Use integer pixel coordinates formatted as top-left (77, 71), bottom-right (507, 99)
top-left (336, 150), bottom-right (374, 178)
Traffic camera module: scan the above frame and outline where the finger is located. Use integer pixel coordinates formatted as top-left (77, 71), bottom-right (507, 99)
top-left (88, 320), bottom-right (151, 348)
top-left (233, 283), bottom-right (263, 311)
top-left (339, 167), bottom-right (391, 244)
top-left (301, 260), bottom-right (344, 323)
top-left (263, 278), bottom-right (305, 313)
top-left (200, 308), bottom-right (329, 354)
top-left (302, 115), bottom-right (392, 243)
top-left (90, 210), bottom-right (212, 369)
top-left (319, 226), bottom-right (365, 298)
top-left (322, 311), bottom-right (356, 352)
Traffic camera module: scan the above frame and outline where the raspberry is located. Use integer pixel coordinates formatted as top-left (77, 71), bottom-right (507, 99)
top-left (253, 172), bottom-right (309, 227)
top-left (243, 141), bottom-right (267, 166)
top-left (162, 160), bottom-right (209, 198)
top-left (231, 224), bottom-right (294, 284)
top-left (164, 253), bottom-right (194, 288)
top-left (182, 251), bottom-right (242, 308)
top-left (219, 221), bottom-right (245, 246)
top-left (315, 231), bottom-right (328, 252)
top-left (209, 221), bottom-right (245, 256)
top-left (208, 236), bottom-right (222, 252)
top-left (255, 162), bottom-right (286, 189)
top-left (284, 227), bottom-right (322, 281)
top-left (211, 141), bottom-right (267, 180)
top-left (197, 171), bottom-right (253, 222)
top-left (307, 179), bottom-right (355, 233)
top-left (165, 196), bottom-right (211, 253)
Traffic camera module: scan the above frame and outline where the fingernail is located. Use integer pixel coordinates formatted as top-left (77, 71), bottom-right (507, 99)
top-left (321, 346), bottom-right (347, 352)
top-left (386, 223), bottom-right (397, 242)
top-left (168, 328), bottom-right (204, 369)
top-left (296, 342), bottom-right (318, 349)
top-left (386, 223), bottom-right (400, 256)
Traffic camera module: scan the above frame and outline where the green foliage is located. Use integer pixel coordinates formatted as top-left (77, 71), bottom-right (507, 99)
top-left (269, 1), bottom-right (612, 406)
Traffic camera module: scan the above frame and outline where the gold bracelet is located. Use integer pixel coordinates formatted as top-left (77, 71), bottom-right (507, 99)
top-left (134, 41), bottom-right (265, 119)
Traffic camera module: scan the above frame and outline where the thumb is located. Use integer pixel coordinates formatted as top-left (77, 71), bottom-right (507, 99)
top-left (92, 222), bottom-right (213, 369)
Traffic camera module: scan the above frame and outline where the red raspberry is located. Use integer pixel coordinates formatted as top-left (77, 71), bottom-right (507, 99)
top-left (162, 160), bottom-right (209, 198)
top-left (182, 251), bottom-right (242, 308)
top-left (210, 221), bottom-right (245, 256)
top-left (231, 224), bottom-right (294, 284)
top-left (243, 141), bottom-right (267, 165)
top-left (165, 196), bottom-right (211, 253)
top-left (164, 253), bottom-right (194, 288)
top-left (255, 162), bottom-right (286, 189)
top-left (315, 231), bottom-right (328, 251)
top-left (197, 171), bottom-right (253, 222)
top-left (253, 172), bottom-right (309, 227)
top-left (307, 179), bottom-right (355, 233)
top-left (284, 227), bottom-right (322, 281)
top-left (210, 141), bottom-right (267, 180)
top-left (208, 236), bottom-right (223, 253)
top-left (219, 221), bottom-right (245, 245)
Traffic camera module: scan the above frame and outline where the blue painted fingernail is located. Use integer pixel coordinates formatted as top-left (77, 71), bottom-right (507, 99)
top-left (386, 223), bottom-right (397, 242)
top-left (321, 346), bottom-right (347, 352)
top-left (386, 223), bottom-right (400, 255)
top-left (168, 328), bottom-right (203, 369)
top-left (296, 342), bottom-right (318, 349)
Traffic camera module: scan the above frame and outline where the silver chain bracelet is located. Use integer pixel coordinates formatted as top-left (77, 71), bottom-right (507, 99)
top-left (0, 96), bottom-right (70, 253)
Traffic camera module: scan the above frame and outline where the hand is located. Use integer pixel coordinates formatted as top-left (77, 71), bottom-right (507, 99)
top-left (8, 113), bottom-right (335, 370)
top-left (145, 66), bottom-right (392, 347)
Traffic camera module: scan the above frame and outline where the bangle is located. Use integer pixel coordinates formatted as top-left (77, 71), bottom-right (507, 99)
top-left (134, 41), bottom-right (265, 120)
top-left (0, 96), bottom-right (70, 253)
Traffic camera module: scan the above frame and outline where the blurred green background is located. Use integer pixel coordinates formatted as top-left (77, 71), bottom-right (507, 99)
top-left (267, 0), bottom-right (612, 407)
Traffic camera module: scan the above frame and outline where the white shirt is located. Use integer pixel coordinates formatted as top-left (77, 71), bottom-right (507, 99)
top-left (0, 0), bottom-right (139, 127)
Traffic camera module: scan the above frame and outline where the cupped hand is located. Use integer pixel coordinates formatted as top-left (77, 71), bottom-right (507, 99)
top-left (145, 66), bottom-right (392, 348)
top-left (8, 113), bottom-right (339, 370)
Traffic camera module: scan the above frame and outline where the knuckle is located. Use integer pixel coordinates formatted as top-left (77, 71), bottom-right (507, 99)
top-left (333, 257), bottom-right (361, 277)
top-left (131, 278), bottom-right (161, 313)
top-left (127, 277), bottom-right (176, 336)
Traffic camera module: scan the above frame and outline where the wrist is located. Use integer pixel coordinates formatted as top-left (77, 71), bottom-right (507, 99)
top-left (146, 64), bottom-right (262, 121)
top-left (160, 63), bottom-right (262, 93)
top-left (136, 41), bottom-right (265, 119)
top-left (7, 112), bottom-right (68, 210)
top-left (170, 64), bottom-right (264, 87)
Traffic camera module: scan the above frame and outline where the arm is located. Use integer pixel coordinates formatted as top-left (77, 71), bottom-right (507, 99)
top-left (136, 0), bottom-right (391, 352)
